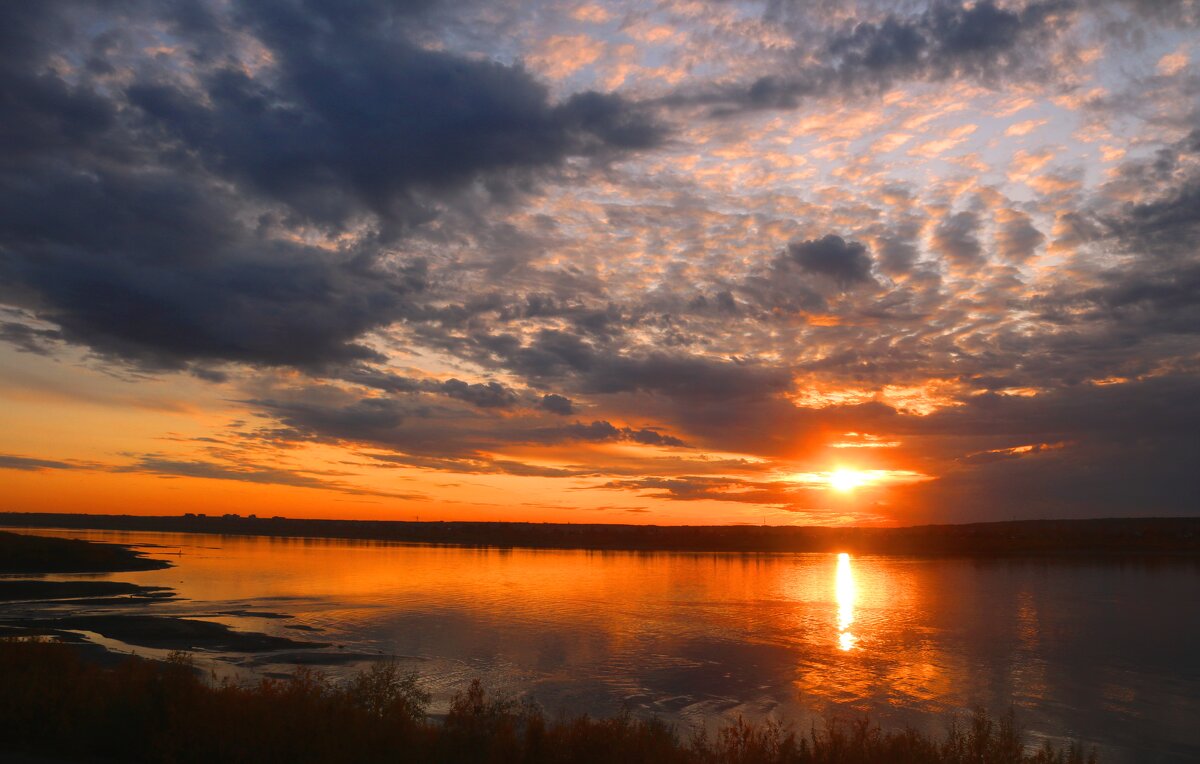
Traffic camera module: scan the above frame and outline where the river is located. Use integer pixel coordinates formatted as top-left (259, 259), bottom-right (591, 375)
top-left (4, 528), bottom-right (1198, 762)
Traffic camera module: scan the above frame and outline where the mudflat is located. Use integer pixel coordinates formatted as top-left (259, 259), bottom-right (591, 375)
top-left (0, 531), bottom-right (169, 574)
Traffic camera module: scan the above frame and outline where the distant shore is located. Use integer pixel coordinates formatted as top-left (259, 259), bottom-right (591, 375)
top-left (0, 529), bottom-right (170, 574)
top-left (2, 512), bottom-right (1198, 557)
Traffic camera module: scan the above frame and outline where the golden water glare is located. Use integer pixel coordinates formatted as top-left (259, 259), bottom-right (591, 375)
top-left (835, 552), bottom-right (857, 651)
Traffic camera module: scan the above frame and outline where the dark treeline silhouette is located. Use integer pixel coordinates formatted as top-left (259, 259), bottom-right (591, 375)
top-left (0, 639), bottom-right (1095, 764)
top-left (2, 513), bottom-right (1199, 556)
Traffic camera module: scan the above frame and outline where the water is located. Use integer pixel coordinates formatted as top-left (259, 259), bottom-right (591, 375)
top-left (4, 528), bottom-right (1199, 762)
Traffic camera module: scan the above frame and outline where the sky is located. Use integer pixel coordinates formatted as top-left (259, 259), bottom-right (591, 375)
top-left (1, 0), bottom-right (1197, 526)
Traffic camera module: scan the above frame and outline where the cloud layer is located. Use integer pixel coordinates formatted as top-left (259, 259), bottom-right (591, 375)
top-left (1, 0), bottom-right (1197, 524)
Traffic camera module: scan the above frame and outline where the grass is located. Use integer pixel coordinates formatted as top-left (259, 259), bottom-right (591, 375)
top-left (0, 638), bottom-right (1096, 764)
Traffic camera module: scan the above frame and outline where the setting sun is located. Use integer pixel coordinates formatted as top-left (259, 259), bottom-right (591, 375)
top-left (828, 469), bottom-right (868, 492)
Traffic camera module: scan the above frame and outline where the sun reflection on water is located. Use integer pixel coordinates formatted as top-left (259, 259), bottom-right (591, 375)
top-left (836, 552), bottom-right (856, 651)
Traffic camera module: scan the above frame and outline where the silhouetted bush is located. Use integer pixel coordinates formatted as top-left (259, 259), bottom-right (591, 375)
top-left (0, 638), bottom-right (1097, 764)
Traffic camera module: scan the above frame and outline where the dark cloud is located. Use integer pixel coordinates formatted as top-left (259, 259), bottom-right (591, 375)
top-left (316, 365), bottom-right (568, 413)
top-left (625, 428), bottom-right (688, 447)
top-left (538, 393), bottom-right (577, 415)
top-left (248, 389), bottom-right (690, 462)
top-left (366, 451), bottom-right (591, 478)
top-left (580, 354), bottom-right (793, 401)
top-left (600, 475), bottom-right (828, 511)
top-left (896, 375), bottom-right (1200, 521)
top-left (0, 3), bottom-right (427, 369)
top-left (0, 171), bottom-right (425, 368)
top-left (671, 0), bottom-right (1073, 112)
top-left (0, 448), bottom-right (416, 499)
top-left (0, 0), bottom-right (662, 372)
top-left (1085, 0), bottom-right (1199, 27)
top-left (1107, 177), bottom-right (1200, 260)
top-left (785, 235), bottom-right (875, 287)
top-left (116, 455), bottom-right (419, 498)
top-left (254, 396), bottom-right (411, 445)
top-left (0, 321), bottom-right (62, 355)
top-left (438, 379), bottom-right (519, 409)
top-left (1032, 140), bottom-right (1200, 352)
top-left (508, 329), bottom-right (598, 379)
top-left (1074, 262), bottom-right (1200, 338)
top-left (128, 0), bottom-right (664, 230)
top-left (0, 454), bottom-right (83, 471)
top-left (932, 211), bottom-right (983, 266)
top-left (876, 231), bottom-right (922, 275)
top-left (732, 232), bottom-right (892, 317)
top-left (553, 421), bottom-right (687, 447)
top-left (996, 210), bottom-right (1045, 261)
top-left (461, 326), bottom-right (793, 403)
top-left (0, 4), bottom-right (120, 157)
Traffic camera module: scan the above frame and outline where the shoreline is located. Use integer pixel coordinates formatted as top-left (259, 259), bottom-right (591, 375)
top-left (2, 512), bottom-right (1199, 557)
top-left (0, 531), bottom-right (328, 658)
top-left (0, 529), bottom-right (171, 574)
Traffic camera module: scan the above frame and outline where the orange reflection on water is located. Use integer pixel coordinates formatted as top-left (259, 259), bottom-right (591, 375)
top-left (836, 552), bottom-right (856, 651)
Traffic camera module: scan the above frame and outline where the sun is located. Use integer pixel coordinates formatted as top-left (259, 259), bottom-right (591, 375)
top-left (828, 469), bottom-right (867, 492)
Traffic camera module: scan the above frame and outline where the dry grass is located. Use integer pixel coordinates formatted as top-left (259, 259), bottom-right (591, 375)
top-left (0, 638), bottom-right (1096, 764)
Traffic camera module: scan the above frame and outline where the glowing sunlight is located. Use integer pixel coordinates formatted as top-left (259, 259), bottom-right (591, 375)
top-left (835, 552), bottom-right (857, 651)
top-left (828, 469), bottom-right (869, 493)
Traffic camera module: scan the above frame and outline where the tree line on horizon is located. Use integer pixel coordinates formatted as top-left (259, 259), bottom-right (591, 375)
top-left (3, 513), bottom-right (1199, 555)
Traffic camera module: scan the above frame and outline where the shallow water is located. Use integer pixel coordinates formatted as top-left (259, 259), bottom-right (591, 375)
top-left (4, 527), bottom-right (1199, 762)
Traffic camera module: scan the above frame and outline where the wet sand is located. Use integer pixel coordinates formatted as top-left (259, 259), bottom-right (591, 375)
top-left (1, 532), bottom-right (328, 660)
top-left (0, 530), bottom-right (169, 574)
top-left (13, 615), bottom-right (327, 652)
top-left (0, 581), bottom-right (171, 602)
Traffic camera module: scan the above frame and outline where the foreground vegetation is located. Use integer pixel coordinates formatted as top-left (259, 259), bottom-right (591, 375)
top-left (0, 639), bottom-right (1095, 764)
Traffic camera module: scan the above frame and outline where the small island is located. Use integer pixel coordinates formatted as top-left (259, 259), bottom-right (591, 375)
top-left (0, 530), bottom-right (171, 574)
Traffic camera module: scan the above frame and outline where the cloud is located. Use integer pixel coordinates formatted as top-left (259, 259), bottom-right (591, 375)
top-left (252, 395), bottom-right (411, 446)
top-left (552, 421), bottom-right (688, 447)
top-left (785, 235), bottom-right (876, 287)
top-left (578, 353), bottom-right (793, 401)
top-left (0, 0), bottom-right (663, 372)
top-left (245, 386), bottom-right (691, 465)
top-left (116, 455), bottom-right (420, 498)
top-left (894, 374), bottom-right (1200, 520)
top-left (1108, 177), bottom-right (1200, 260)
top-left (458, 325), bottom-right (794, 403)
top-left (0, 449), bottom-right (416, 499)
top-left (0, 321), bottom-right (62, 355)
top-left (131, 0), bottom-right (664, 230)
top-left (995, 209), bottom-right (1045, 261)
top-left (438, 379), bottom-right (520, 409)
top-left (538, 393), bottom-right (577, 415)
top-left (0, 454), bottom-right (85, 472)
top-left (0, 170), bottom-right (425, 368)
top-left (932, 211), bottom-right (983, 265)
top-left (669, 0), bottom-right (1073, 112)
top-left (2, 0), bottom-right (1199, 525)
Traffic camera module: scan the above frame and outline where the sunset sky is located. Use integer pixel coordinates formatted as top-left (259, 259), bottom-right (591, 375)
top-left (1, 0), bottom-right (1197, 525)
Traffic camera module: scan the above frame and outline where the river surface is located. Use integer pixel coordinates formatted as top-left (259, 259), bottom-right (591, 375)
top-left (4, 527), bottom-right (1199, 762)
